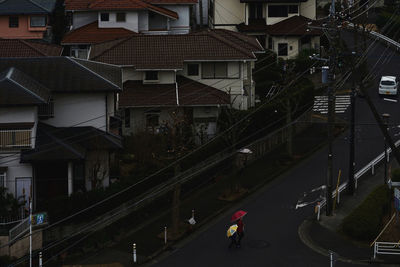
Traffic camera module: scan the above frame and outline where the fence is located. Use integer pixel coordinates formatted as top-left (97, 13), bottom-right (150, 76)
top-left (0, 129), bottom-right (32, 148)
top-left (374, 242), bottom-right (400, 258)
top-left (9, 217), bottom-right (29, 243)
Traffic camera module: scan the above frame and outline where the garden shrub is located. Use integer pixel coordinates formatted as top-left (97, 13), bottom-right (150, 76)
top-left (341, 185), bottom-right (391, 241)
top-left (392, 168), bottom-right (400, 182)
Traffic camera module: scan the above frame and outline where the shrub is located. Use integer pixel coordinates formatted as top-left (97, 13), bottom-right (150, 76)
top-left (392, 168), bottom-right (400, 182)
top-left (341, 185), bottom-right (391, 241)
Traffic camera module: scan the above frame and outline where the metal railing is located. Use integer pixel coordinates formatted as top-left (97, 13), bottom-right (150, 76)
top-left (0, 129), bottom-right (32, 148)
top-left (374, 242), bottom-right (400, 258)
top-left (9, 216), bottom-right (30, 243)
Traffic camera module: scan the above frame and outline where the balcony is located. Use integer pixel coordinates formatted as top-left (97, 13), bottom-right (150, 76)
top-left (0, 129), bottom-right (32, 149)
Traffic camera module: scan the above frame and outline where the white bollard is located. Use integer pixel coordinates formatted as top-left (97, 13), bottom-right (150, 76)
top-left (39, 252), bottom-right (42, 267)
top-left (133, 243), bottom-right (137, 263)
top-left (330, 251), bottom-right (334, 267)
top-left (317, 204), bottom-right (321, 221)
top-left (164, 226), bottom-right (167, 244)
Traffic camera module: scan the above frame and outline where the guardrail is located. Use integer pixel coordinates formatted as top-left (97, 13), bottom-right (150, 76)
top-left (9, 217), bottom-right (29, 243)
top-left (317, 139), bottom-right (400, 214)
top-left (374, 242), bottom-right (400, 258)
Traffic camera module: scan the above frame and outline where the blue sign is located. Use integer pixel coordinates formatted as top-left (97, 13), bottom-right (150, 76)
top-left (394, 188), bottom-right (400, 211)
top-left (36, 214), bottom-right (44, 225)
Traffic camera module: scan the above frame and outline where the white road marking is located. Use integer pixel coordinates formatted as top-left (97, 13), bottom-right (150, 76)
top-left (313, 95), bottom-right (351, 114)
top-left (383, 98), bottom-right (398, 102)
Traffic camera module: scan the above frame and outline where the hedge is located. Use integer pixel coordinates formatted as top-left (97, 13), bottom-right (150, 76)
top-left (341, 185), bottom-right (391, 241)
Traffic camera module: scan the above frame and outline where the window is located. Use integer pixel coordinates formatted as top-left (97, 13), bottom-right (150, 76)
top-left (30, 16), bottom-right (46, 27)
top-left (38, 98), bottom-right (54, 119)
top-left (9, 16), bottom-right (19, 28)
top-left (145, 71), bottom-right (158, 81)
top-left (288, 5), bottom-right (298, 14)
top-left (124, 109), bottom-right (130, 128)
top-left (100, 13), bottom-right (109, 22)
top-left (71, 45), bottom-right (88, 59)
top-left (201, 62), bottom-right (228, 79)
top-left (73, 162), bottom-right (85, 193)
top-left (0, 171), bottom-right (5, 188)
top-left (278, 43), bottom-right (288, 56)
top-left (249, 3), bottom-right (263, 20)
top-left (145, 110), bottom-right (160, 132)
top-left (187, 64), bottom-right (199, 76)
top-left (116, 13), bottom-right (126, 22)
top-left (268, 5), bottom-right (288, 17)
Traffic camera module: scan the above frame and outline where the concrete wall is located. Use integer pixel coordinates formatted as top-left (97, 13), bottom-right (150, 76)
top-left (0, 15), bottom-right (46, 39)
top-left (72, 12), bottom-right (97, 29)
top-left (98, 11), bottom-right (139, 32)
top-left (0, 235), bottom-right (8, 256)
top-left (45, 93), bottom-right (107, 130)
top-left (9, 230), bottom-right (42, 258)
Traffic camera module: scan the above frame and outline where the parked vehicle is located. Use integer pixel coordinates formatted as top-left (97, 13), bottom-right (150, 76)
top-left (378, 76), bottom-right (398, 95)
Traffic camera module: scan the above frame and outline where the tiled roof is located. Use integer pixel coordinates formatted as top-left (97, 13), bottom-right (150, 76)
top-left (0, 57), bottom-right (121, 93)
top-left (90, 30), bottom-right (264, 69)
top-left (0, 0), bottom-right (54, 15)
top-left (266, 16), bottom-right (322, 36)
top-left (120, 76), bottom-right (230, 107)
top-left (0, 67), bottom-right (50, 106)
top-left (21, 122), bottom-right (122, 162)
top-left (0, 39), bottom-right (63, 57)
top-left (237, 19), bottom-right (269, 33)
top-left (62, 22), bottom-right (137, 44)
top-left (240, 0), bottom-right (307, 2)
top-left (149, 0), bottom-right (197, 3)
top-left (65, 0), bottom-right (179, 19)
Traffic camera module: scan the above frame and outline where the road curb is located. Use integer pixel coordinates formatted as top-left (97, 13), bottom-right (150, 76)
top-left (298, 219), bottom-right (371, 266)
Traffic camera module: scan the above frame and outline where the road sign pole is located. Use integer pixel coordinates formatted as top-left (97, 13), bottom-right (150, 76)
top-left (29, 198), bottom-right (32, 267)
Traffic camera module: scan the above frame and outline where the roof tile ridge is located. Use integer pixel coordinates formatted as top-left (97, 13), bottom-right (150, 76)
top-left (89, 0), bottom-right (106, 9)
top-left (19, 39), bottom-right (47, 56)
top-left (207, 30), bottom-right (254, 59)
top-left (91, 35), bottom-right (135, 60)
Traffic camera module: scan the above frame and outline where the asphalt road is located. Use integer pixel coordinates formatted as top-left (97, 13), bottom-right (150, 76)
top-left (152, 32), bottom-right (400, 267)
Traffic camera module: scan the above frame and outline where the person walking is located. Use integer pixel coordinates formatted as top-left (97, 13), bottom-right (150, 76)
top-left (236, 218), bottom-right (244, 248)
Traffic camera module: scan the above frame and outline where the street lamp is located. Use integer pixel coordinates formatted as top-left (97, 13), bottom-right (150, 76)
top-left (382, 113), bottom-right (390, 185)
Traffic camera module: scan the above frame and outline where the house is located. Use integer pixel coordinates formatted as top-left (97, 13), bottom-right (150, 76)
top-left (0, 0), bottom-right (57, 40)
top-left (87, 29), bottom-right (263, 139)
top-left (209, 0), bottom-right (321, 59)
top-left (0, 57), bottom-right (122, 209)
top-left (63, 0), bottom-right (198, 58)
top-left (0, 39), bottom-right (63, 57)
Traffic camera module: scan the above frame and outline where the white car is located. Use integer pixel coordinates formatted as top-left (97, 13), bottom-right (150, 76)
top-left (379, 76), bottom-right (398, 95)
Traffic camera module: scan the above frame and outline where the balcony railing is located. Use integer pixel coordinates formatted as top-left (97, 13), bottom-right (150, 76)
top-left (0, 129), bottom-right (32, 148)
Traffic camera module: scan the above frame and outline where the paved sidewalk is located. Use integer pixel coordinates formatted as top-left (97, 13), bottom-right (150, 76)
top-left (299, 158), bottom-right (400, 265)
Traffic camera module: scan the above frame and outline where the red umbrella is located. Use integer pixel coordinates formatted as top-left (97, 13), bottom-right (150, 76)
top-left (231, 210), bottom-right (247, 222)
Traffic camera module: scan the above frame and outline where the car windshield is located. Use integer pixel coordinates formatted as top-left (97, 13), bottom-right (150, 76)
top-left (381, 80), bottom-right (395, 86)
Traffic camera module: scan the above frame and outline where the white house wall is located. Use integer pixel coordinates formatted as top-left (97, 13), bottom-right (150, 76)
top-left (72, 12), bottom-right (98, 29)
top-left (165, 5), bottom-right (190, 34)
top-left (0, 157), bottom-right (32, 199)
top-left (98, 12), bottom-right (139, 32)
top-left (122, 68), bottom-right (142, 83)
top-left (138, 11), bottom-right (149, 32)
top-left (0, 107), bottom-right (36, 123)
top-left (300, 0), bottom-right (316, 20)
top-left (45, 93), bottom-right (107, 130)
top-left (212, 0), bottom-right (244, 29)
top-left (272, 36), bottom-right (299, 59)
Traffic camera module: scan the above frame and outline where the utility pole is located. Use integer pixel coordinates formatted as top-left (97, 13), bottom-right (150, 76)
top-left (29, 197), bottom-right (32, 267)
top-left (326, 0), bottom-right (337, 216)
top-left (348, 52), bottom-right (356, 195)
top-left (383, 113), bottom-right (390, 185)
